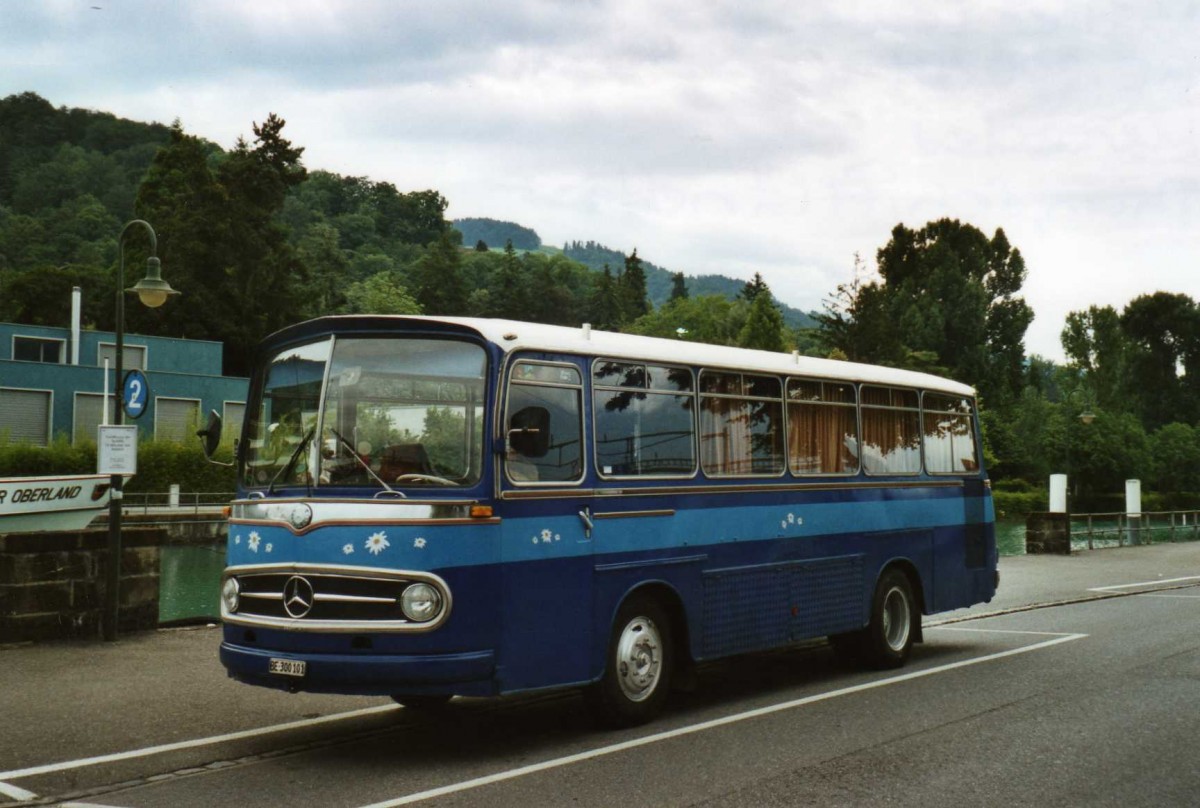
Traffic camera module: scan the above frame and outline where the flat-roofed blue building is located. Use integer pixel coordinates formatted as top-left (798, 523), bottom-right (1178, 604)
top-left (0, 316), bottom-right (248, 447)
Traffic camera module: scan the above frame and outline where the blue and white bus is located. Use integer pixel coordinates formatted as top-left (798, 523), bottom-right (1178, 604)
top-left (204, 316), bottom-right (997, 726)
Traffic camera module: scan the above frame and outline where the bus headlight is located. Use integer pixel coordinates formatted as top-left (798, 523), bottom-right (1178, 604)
top-left (222, 577), bottom-right (240, 614)
top-left (400, 583), bottom-right (441, 622)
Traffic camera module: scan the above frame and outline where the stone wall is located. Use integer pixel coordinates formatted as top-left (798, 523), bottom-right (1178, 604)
top-left (0, 527), bottom-right (167, 642)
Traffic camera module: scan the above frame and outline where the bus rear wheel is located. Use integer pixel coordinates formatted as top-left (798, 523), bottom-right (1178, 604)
top-left (832, 568), bottom-right (916, 670)
top-left (587, 595), bottom-right (673, 728)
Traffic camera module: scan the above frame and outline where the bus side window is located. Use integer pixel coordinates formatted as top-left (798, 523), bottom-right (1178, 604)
top-left (505, 364), bottom-right (584, 484)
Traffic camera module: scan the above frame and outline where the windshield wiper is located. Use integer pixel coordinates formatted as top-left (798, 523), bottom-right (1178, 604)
top-left (327, 428), bottom-right (405, 498)
top-left (268, 426), bottom-right (315, 495)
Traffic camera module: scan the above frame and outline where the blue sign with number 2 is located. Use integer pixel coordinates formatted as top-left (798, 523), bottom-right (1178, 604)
top-left (123, 369), bottom-right (149, 419)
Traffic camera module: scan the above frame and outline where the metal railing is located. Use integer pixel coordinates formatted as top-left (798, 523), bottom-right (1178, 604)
top-left (116, 491), bottom-right (234, 518)
top-left (1072, 510), bottom-right (1200, 549)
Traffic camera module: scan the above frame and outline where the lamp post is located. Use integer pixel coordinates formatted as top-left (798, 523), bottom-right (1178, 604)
top-left (1063, 388), bottom-right (1096, 515)
top-left (103, 220), bottom-right (179, 642)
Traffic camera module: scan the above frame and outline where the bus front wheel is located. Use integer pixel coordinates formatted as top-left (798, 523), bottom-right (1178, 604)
top-left (833, 568), bottom-right (916, 670)
top-left (587, 595), bottom-right (673, 728)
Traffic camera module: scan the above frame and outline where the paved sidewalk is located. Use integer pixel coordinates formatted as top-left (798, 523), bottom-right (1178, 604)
top-left (2, 542), bottom-right (1198, 803)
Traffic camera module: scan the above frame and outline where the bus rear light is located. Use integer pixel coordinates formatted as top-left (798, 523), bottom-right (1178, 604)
top-left (470, 505), bottom-right (493, 518)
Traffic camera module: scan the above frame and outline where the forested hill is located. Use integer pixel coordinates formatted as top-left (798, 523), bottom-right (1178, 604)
top-left (454, 218), bottom-right (819, 329)
top-left (0, 92), bottom-right (815, 377)
top-left (560, 240), bottom-right (818, 329)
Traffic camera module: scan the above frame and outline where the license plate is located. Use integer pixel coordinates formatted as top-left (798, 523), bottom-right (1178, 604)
top-left (268, 658), bottom-right (307, 677)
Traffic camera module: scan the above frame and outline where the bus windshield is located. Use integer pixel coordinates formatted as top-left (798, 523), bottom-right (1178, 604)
top-left (242, 336), bottom-right (487, 490)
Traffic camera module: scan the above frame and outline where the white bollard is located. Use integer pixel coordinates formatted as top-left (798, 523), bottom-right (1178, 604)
top-left (1049, 474), bottom-right (1067, 513)
top-left (1126, 479), bottom-right (1142, 545)
top-left (169, 483), bottom-right (181, 508)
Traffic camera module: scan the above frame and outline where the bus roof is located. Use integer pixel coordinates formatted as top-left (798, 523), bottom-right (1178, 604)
top-left (280, 315), bottom-right (976, 398)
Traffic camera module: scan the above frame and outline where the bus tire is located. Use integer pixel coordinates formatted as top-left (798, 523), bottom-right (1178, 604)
top-left (391, 694), bottom-right (453, 710)
top-left (861, 568), bottom-right (916, 669)
top-left (587, 595), bottom-right (673, 728)
top-left (831, 568), bottom-right (916, 669)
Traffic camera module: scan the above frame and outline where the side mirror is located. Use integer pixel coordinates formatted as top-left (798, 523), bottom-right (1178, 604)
top-left (197, 410), bottom-right (232, 466)
top-left (508, 406), bottom-right (550, 458)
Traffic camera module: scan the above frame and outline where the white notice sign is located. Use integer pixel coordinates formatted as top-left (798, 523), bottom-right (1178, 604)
top-left (98, 425), bottom-right (139, 475)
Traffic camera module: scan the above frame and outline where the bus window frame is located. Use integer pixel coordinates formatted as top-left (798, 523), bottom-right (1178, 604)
top-left (784, 376), bottom-right (862, 478)
top-left (697, 369), bottom-right (788, 480)
top-left (502, 358), bottom-right (587, 488)
top-left (858, 383), bottom-right (924, 477)
top-left (590, 357), bottom-right (699, 482)
top-left (920, 390), bottom-right (981, 477)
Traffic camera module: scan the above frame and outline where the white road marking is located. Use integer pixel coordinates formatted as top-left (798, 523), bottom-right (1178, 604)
top-left (357, 632), bottom-right (1088, 808)
top-left (1088, 575), bottom-right (1200, 592)
top-left (0, 704), bottom-right (400, 783)
top-left (929, 626), bottom-right (1079, 636)
top-left (0, 779), bottom-right (38, 801)
top-left (1136, 593), bottom-right (1200, 599)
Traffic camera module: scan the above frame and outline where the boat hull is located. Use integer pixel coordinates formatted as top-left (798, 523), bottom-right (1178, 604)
top-left (0, 475), bottom-right (114, 533)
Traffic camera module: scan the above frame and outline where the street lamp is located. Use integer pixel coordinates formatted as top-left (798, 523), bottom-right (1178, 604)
top-left (1064, 388), bottom-right (1096, 514)
top-left (104, 219), bottom-right (179, 642)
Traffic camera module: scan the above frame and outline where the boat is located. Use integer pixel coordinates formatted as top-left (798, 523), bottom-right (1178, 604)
top-left (0, 474), bottom-right (114, 533)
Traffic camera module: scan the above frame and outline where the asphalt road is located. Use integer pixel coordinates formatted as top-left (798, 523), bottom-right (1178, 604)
top-left (2, 560), bottom-right (1198, 807)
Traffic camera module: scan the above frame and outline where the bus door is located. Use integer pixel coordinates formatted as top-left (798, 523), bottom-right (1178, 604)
top-left (497, 357), bottom-right (594, 691)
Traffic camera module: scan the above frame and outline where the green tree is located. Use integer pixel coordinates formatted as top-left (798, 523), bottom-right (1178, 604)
top-left (343, 271), bottom-right (422, 315)
top-left (627, 295), bottom-right (742, 346)
top-left (488, 240), bottom-right (526, 319)
top-left (670, 271), bottom-right (688, 302)
top-left (1061, 305), bottom-right (1128, 414)
top-left (820, 222), bottom-right (1034, 405)
top-left (409, 230), bottom-right (467, 314)
top-left (588, 266), bottom-right (622, 331)
top-left (740, 272), bottom-right (769, 302)
top-left (1120, 292), bottom-right (1200, 430)
top-left (134, 116), bottom-right (308, 374)
top-left (737, 282), bottom-right (786, 351)
top-left (1147, 422), bottom-right (1200, 494)
top-left (618, 249), bottom-right (650, 323)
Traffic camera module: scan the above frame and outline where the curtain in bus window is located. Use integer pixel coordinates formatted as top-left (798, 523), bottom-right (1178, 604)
top-left (860, 387), bottom-right (921, 474)
top-left (788, 402), bottom-right (859, 474)
top-left (700, 397), bottom-right (784, 475)
top-left (923, 394), bottom-right (978, 473)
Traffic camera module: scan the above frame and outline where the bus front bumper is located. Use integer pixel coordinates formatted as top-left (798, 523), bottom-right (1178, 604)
top-left (219, 642), bottom-right (497, 696)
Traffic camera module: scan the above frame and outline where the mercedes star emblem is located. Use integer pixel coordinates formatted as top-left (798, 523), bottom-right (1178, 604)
top-left (282, 575), bottom-right (315, 618)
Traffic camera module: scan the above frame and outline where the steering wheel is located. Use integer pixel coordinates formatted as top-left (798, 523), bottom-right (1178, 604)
top-left (394, 473), bottom-right (457, 486)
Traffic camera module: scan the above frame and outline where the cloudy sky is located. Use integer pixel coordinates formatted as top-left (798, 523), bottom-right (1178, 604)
top-left (3, 0), bottom-right (1197, 359)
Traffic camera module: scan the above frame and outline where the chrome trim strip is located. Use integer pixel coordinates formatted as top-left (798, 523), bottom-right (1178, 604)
top-left (593, 509), bottom-right (676, 520)
top-left (595, 553), bottom-right (708, 573)
top-left (501, 479), bottom-right (965, 501)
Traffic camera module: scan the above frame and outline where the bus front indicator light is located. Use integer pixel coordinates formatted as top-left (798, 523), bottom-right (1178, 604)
top-left (222, 577), bottom-right (240, 614)
top-left (401, 583), bottom-right (441, 622)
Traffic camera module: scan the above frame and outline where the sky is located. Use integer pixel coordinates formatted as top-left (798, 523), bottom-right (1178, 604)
top-left (2, 0), bottom-right (1198, 361)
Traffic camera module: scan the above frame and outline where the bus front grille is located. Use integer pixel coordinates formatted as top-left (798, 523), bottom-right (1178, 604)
top-left (223, 566), bottom-right (450, 632)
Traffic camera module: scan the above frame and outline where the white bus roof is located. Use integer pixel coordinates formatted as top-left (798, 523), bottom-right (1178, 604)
top-left (386, 316), bottom-right (976, 398)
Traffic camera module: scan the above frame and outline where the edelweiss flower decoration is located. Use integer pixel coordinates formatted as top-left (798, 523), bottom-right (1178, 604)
top-left (248, 531), bottom-right (261, 552)
top-left (365, 531), bottom-right (390, 555)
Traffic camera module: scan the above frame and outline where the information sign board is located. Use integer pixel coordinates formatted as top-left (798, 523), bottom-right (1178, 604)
top-left (98, 425), bottom-right (138, 475)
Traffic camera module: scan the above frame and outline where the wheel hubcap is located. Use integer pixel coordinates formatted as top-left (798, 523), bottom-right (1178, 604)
top-left (616, 616), bottom-right (662, 702)
top-left (882, 586), bottom-right (910, 651)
